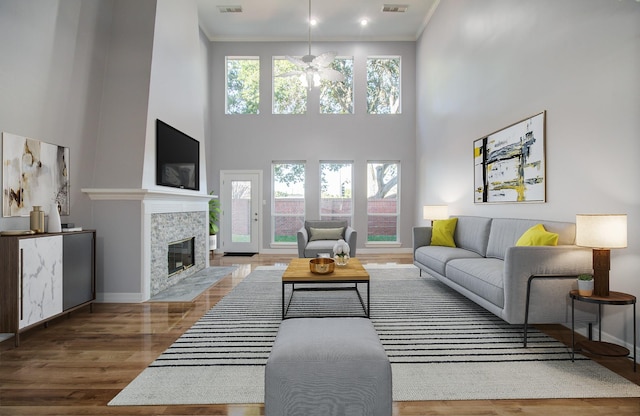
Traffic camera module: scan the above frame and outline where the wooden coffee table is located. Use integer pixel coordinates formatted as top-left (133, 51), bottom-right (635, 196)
top-left (282, 258), bottom-right (370, 319)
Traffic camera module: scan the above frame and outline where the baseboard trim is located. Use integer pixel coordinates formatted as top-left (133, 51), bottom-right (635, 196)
top-left (97, 292), bottom-right (146, 303)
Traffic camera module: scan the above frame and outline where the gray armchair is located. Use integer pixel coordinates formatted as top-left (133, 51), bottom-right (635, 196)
top-left (297, 220), bottom-right (357, 258)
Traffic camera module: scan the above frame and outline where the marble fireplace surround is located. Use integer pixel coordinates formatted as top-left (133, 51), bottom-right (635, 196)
top-left (83, 188), bottom-right (211, 302)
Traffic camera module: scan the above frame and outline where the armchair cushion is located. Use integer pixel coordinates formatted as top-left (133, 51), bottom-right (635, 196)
top-left (309, 227), bottom-right (345, 242)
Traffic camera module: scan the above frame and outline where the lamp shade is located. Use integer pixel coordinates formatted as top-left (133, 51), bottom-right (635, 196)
top-left (423, 205), bottom-right (449, 221)
top-left (575, 214), bottom-right (627, 248)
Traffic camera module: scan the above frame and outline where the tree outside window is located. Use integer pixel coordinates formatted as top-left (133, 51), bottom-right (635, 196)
top-left (320, 57), bottom-right (354, 114)
top-left (272, 162), bottom-right (305, 243)
top-left (320, 162), bottom-right (353, 224)
top-left (273, 58), bottom-right (307, 114)
top-left (225, 57), bottom-right (259, 114)
top-left (366, 57), bottom-right (401, 114)
top-left (367, 162), bottom-right (399, 242)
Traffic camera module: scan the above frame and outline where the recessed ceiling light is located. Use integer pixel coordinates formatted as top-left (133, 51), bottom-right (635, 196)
top-left (310, 18), bottom-right (318, 26)
top-left (360, 19), bottom-right (368, 26)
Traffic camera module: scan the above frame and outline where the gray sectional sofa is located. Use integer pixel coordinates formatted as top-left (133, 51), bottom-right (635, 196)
top-left (413, 216), bottom-right (596, 326)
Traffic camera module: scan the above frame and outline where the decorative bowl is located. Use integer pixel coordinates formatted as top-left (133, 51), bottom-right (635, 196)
top-left (309, 258), bottom-right (335, 274)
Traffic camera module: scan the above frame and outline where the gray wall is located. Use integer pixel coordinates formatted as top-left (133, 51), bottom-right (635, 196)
top-left (0, 0), bottom-right (113, 231)
top-left (208, 41), bottom-right (417, 251)
top-left (0, 0), bottom-right (208, 300)
top-left (416, 0), bottom-right (640, 348)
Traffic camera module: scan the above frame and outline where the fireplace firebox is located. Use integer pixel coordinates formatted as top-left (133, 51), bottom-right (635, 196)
top-left (168, 237), bottom-right (195, 277)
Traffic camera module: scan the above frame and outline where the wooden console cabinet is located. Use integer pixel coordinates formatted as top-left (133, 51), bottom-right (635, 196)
top-left (0, 230), bottom-right (96, 346)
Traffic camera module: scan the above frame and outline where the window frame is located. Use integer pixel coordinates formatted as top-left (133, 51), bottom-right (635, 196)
top-left (272, 56), bottom-right (308, 115)
top-left (319, 161), bottom-right (354, 226)
top-left (366, 161), bottom-right (401, 246)
top-left (319, 56), bottom-right (354, 115)
top-left (366, 55), bottom-right (402, 115)
top-left (271, 161), bottom-right (306, 246)
top-left (225, 56), bottom-right (260, 115)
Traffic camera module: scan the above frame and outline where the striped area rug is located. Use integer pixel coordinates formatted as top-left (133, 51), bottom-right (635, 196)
top-left (109, 265), bottom-right (640, 405)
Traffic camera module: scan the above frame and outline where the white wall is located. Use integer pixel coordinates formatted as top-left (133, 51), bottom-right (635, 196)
top-left (143, 0), bottom-right (207, 192)
top-left (208, 41), bottom-right (417, 252)
top-left (416, 0), bottom-right (640, 349)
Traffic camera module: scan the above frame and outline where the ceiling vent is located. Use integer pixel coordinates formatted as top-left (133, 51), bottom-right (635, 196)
top-left (382, 4), bottom-right (409, 13)
top-left (217, 5), bottom-right (243, 13)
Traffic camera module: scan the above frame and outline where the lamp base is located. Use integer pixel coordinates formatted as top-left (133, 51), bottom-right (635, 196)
top-left (592, 248), bottom-right (610, 297)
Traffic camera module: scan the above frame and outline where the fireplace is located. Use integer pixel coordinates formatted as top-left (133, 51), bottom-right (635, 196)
top-left (168, 237), bottom-right (195, 276)
top-left (149, 210), bottom-right (207, 296)
top-left (82, 188), bottom-right (210, 302)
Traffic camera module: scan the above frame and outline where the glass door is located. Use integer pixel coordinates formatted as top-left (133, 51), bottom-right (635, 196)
top-left (220, 171), bottom-right (262, 254)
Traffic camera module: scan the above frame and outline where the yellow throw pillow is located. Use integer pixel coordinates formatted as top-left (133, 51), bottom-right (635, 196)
top-left (430, 218), bottom-right (457, 247)
top-left (516, 224), bottom-right (559, 246)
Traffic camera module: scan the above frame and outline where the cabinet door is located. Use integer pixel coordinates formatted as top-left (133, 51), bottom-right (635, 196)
top-left (63, 232), bottom-right (94, 309)
top-left (19, 236), bottom-right (63, 329)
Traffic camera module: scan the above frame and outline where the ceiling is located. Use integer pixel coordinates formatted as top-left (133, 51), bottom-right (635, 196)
top-left (196, 0), bottom-right (440, 42)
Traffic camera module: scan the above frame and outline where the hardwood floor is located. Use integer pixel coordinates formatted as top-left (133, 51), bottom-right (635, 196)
top-left (1, 253), bottom-right (638, 415)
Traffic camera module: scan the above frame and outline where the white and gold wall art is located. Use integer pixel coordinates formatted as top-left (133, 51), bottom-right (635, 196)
top-left (2, 132), bottom-right (70, 217)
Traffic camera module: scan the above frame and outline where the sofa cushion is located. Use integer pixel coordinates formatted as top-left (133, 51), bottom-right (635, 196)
top-left (309, 226), bottom-right (344, 242)
top-left (430, 218), bottom-right (458, 247)
top-left (516, 224), bottom-right (559, 246)
top-left (453, 216), bottom-right (492, 256)
top-left (414, 246), bottom-right (482, 276)
top-left (445, 258), bottom-right (505, 308)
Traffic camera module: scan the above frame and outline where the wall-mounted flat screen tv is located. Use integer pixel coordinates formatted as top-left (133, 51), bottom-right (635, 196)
top-left (156, 119), bottom-right (199, 191)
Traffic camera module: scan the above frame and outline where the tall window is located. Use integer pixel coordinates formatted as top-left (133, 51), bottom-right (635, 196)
top-left (272, 162), bottom-right (305, 243)
top-left (320, 162), bottom-right (353, 224)
top-left (225, 57), bottom-right (259, 114)
top-left (366, 57), bottom-right (401, 114)
top-left (367, 162), bottom-right (399, 242)
top-left (273, 58), bottom-right (307, 114)
top-left (320, 57), bottom-right (354, 114)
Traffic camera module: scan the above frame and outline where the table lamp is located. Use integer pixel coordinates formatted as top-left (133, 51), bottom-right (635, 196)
top-left (423, 205), bottom-right (449, 225)
top-left (575, 214), bottom-right (627, 297)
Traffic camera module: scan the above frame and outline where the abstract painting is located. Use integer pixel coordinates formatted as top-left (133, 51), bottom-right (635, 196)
top-left (474, 111), bottom-right (545, 203)
top-left (2, 132), bottom-right (70, 217)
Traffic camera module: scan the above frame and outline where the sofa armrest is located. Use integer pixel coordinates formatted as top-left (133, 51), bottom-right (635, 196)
top-left (502, 245), bottom-right (593, 323)
top-left (296, 227), bottom-right (309, 258)
top-left (413, 226), bottom-right (432, 254)
top-left (345, 226), bottom-right (357, 257)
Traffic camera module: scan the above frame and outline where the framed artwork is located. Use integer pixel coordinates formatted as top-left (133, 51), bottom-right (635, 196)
top-left (2, 132), bottom-right (70, 217)
top-left (474, 111), bottom-right (546, 203)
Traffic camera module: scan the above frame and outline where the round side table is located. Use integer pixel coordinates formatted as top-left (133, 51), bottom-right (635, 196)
top-left (570, 290), bottom-right (636, 372)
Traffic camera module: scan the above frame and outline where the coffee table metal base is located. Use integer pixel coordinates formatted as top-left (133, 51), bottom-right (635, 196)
top-left (282, 281), bottom-right (370, 320)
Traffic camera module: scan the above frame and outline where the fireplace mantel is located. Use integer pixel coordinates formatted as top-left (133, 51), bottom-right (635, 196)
top-left (82, 188), bottom-right (213, 202)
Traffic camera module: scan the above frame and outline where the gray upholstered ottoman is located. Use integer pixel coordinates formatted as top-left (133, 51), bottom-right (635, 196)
top-left (265, 317), bottom-right (392, 416)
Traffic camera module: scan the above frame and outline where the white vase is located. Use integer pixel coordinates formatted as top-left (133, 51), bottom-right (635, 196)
top-left (48, 203), bottom-right (62, 233)
top-left (209, 234), bottom-right (217, 251)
